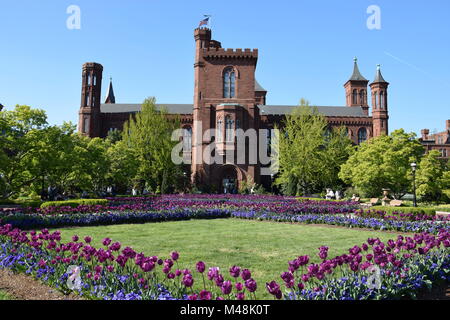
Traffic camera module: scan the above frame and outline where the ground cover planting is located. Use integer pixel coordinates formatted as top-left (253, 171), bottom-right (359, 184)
top-left (0, 195), bottom-right (448, 234)
top-left (0, 220), bottom-right (448, 300)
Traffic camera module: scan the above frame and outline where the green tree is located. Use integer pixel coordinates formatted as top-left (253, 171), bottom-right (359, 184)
top-left (0, 105), bottom-right (48, 198)
top-left (339, 129), bottom-right (425, 199)
top-left (106, 140), bottom-right (140, 193)
top-left (416, 150), bottom-right (447, 203)
top-left (122, 97), bottom-right (183, 193)
top-left (274, 99), bottom-right (353, 196)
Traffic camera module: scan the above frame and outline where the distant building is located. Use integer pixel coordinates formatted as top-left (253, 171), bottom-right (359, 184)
top-left (420, 120), bottom-right (450, 160)
top-left (78, 28), bottom-right (390, 191)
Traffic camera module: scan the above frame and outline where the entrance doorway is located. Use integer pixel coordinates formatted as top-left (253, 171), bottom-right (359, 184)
top-left (221, 166), bottom-right (238, 194)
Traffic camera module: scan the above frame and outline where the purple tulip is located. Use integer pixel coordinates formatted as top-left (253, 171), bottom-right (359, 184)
top-left (241, 269), bottom-right (251, 281)
top-left (182, 274), bottom-right (194, 287)
top-left (229, 265), bottom-right (241, 278)
top-left (199, 290), bottom-right (212, 300)
top-left (171, 251), bottom-right (179, 261)
top-left (245, 278), bottom-right (257, 293)
top-left (196, 261), bottom-right (206, 273)
top-left (221, 280), bottom-right (232, 295)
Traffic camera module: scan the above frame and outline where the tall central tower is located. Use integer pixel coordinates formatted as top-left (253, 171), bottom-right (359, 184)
top-left (191, 27), bottom-right (260, 191)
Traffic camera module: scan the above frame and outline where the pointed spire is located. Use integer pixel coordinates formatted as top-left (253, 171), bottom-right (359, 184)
top-left (372, 64), bottom-right (388, 84)
top-left (348, 57), bottom-right (367, 81)
top-left (104, 77), bottom-right (116, 104)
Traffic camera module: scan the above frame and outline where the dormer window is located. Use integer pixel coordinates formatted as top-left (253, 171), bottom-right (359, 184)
top-left (223, 67), bottom-right (236, 98)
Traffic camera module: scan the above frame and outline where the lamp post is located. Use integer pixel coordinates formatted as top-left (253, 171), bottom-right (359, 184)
top-left (411, 162), bottom-right (417, 207)
top-left (270, 174), bottom-right (274, 194)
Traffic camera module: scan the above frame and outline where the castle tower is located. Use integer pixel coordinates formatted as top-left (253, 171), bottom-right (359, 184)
top-left (344, 58), bottom-right (369, 114)
top-left (370, 64), bottom-right (389, 137)
top-left (191, 27), bottom-right (260, 191)
top-left (78, 62), bottom-right (103, 137)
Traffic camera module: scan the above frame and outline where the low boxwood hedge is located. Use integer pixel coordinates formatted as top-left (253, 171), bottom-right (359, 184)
top-left (40, 199), bottom-right (108, 209)
top-left (297, 197), bottom-right (347, 203)
top-left (370, 206), bottom-right (436, 217)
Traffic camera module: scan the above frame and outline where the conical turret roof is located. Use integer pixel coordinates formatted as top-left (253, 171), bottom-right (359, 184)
top-left (372, 64), bottom-right (388, 84)
top-left (348, 57), bottom-right (367, 81)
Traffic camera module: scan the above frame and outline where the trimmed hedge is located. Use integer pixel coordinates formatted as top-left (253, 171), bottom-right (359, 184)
top-left (40, 199), bottom-right (108, 209)
top-left (436, 205), bottom-right (450, 213)
top-left (297, 197), bottom-right (347, 203)
top-left (0, 199), bottom-right (42, 208)
top-left (370, 206), bottom-right (436, 217)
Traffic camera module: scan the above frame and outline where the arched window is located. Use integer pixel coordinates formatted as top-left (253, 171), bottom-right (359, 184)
top-left (182, 127), bottom-right (192, 152)
top-left (373, 92), bottom-right (378, 109)
top-left (352, 89), bottom-right (358, 104)
top-left (217, 119), bottom-right (223, 142)
top-left (87, 73), bottom-right (91, 86)
top-left (225, 116), bottom-right (234, 142)
top-left (358, 127), bottom-right (367, 144)
top-left (223, 68), bottom-right (236, 98)
top-left (359, 90), bottom-right (365, 105)
top-left (380, 91), bottom-right (385, 109)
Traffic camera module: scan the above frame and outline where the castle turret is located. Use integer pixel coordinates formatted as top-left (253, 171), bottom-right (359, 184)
top-left (78, 62), bottom-right (103, 137)
top-left (370, 64), bottom-right (389, 137)
top-left (344, 58), bottom-right (369, 114)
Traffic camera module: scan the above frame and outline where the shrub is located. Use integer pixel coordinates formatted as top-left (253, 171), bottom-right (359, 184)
top-left (40, 199), bottom-right (108, 209)
top-left (370, 206), bottom-right (436, 217)
top-left (297, 197), bottom-right (346, 203)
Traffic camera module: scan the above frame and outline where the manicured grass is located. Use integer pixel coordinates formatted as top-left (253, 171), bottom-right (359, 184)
top-left (56, 219), bottom-right (402, 299)
top-left (0, 290), bottom-right (13, 300)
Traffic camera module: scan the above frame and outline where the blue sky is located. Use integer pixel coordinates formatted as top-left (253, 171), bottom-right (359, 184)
top-left (0, 0), bottom-right (449, 135)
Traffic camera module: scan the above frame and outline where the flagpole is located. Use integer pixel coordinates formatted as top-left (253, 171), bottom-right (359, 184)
top-left (204, 14), bottom-right (212, 30)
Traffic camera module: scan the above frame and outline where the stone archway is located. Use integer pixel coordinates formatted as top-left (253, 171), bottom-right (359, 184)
top-left (219, 165), bottom-right (244, 194)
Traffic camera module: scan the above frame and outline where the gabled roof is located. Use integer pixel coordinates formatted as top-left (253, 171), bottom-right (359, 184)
top-left (101, 103), bottom-right (371, 118)
top-left (259, 105), bottom-right (370, 117)
top-left (348, 58), bottom-right (368, 82)
top-left (100, 103), bottom-right (193, 114)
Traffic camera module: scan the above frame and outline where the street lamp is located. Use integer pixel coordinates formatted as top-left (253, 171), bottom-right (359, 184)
top-left (411, 162), bottom-right (417, 207)
top-left (270, 173), bottom-right (274, 194)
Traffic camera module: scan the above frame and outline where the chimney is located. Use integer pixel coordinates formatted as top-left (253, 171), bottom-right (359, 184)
top-left (421, 129), bottom-right (430, 140)
top-left (446, 120), bottom-right (450, 131)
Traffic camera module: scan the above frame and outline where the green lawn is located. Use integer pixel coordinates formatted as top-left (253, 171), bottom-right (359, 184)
top-left (56, 219), bottom-right (402, 299)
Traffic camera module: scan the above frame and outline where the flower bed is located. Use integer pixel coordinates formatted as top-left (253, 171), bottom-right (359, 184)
top-left (2, 195), bottom-right (447, 233)
top-left (0, 224), bottom-right (448, 300)
top-left (0, 209), bottom-right (230, 230)
top-left (231, 211), bottom-right (450, 235)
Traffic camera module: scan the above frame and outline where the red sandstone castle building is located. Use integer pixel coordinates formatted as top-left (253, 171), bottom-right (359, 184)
top-left (420, 120), bottom-right (450, 160)
top-left (78, 28), bottom-right (390, 191)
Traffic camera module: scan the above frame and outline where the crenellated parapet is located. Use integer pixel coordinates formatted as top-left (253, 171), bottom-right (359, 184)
top-left (202, 48), bottom-right (258, 60)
